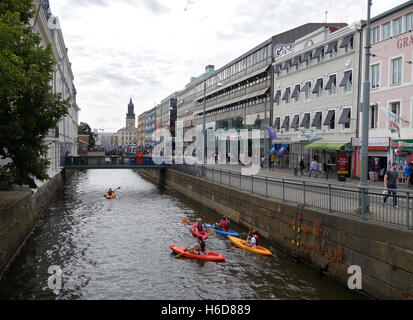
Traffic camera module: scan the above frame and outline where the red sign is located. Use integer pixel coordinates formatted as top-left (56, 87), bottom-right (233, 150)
top-left (337, 152), bottom-right (349, 175)
top-left (397, 35), bottom-right (413, 49)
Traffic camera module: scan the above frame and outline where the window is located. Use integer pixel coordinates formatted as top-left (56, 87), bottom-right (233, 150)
top-left (370, 105), bottom-right (378, 129)
top-left (393, 18), bottom-right (402, 36)
top-left (340, 35), bottom-right (353, 53)
top-left (282, 87), bottom-right (291, 104)
top-left (291, 84), bottom-right (301, 103)
top-left (391, 57), bottom-right (402, 85)
top-left (302, 81), bottom-right (311, 101)
top-left (313, 78), bottom-right (323, 98)
top-left (324, 110), bottom-right (335, 130)
top-left (407, 13), bottom-right (413, 31)
top-left (300, 113), bottom-right (311, 129)
top-left (372, 26), bottom-right (380, 43)
top-left (325, 41), bottom-right (338, 58)
top-left (340, 70), bottom-right (353, 93)
top-left (371, 64), bottom-right (380, 89)
top-left (274, 117), bottom-right (280, 130)
top-left (382, 22), bottom-right (391, 40)
top-left (312, 111), bottom-right (322, 129)
top-left (391, 102), bottom-right (400, 118)
top-left (281, 116), bottom-right (290, 131)
top-left (324, 74), bottom-right (336, 95)
top-left (338, 108), bottom-right (351, 129)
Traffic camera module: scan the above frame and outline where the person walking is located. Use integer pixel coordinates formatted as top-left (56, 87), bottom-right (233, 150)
top-left (382, 163), bottom-right (401, 209)
top-left (404, 162), bottom-right (411, 188)
top-left (299, 158), bottom-right (305, 176)
top-left (322, 160), bottom-right (328, 180)
top-left (308, 159), bottom-right (319, 178)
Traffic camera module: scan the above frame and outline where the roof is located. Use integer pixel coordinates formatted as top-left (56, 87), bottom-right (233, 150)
top-left (362, 0), bottom-right (413, 25)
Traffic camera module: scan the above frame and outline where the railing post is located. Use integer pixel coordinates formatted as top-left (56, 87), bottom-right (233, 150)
top-left (239, 172), bottom-right (242, 190)
top-left (220, 168), bottom-right (222, 184)
top-left (282, 179), bottom-right (285, 201)
top-left (265, 177), bottom-right (268, 197)
top-left (328, 184), bottom-right (332, 212)
top-left (303, 181), bottom-right (306, 206)
top-left (251, 175), bottom-right (254, 193)
top-left (406, 192), bottom-right (410, 229)
top-left (361, 187), bottom-right (366, 220)
top-left (229, 170), bottom-right (231, 186)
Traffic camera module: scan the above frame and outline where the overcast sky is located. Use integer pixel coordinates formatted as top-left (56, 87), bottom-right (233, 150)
top-left (50, 0), bottom-right (409, 132)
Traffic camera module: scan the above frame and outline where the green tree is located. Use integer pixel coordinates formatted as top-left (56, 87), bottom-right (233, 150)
top-left (78, 122), bottom-right (97, 149)
top-left (0, 1), bottom-right (69, 188)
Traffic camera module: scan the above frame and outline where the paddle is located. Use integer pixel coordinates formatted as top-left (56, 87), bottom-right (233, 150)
top-left (243, 226), bottom-right (253, 256)
top-left (174, 248), bottom-right (189, 259)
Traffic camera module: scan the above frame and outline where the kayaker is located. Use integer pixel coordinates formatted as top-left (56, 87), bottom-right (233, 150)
top-left (246, 230), bottom-right (259, 249)
top-left (214, 216), bottom-right (230, 232)
top-left (196, 218), bottom-right (205, 233)
top-left (188, 236), bottom-right (206, 255)
top-left (107, 188), bottom-right (113, 196)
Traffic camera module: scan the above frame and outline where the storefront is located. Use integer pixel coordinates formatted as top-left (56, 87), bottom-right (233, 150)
top-left (351, 137), bottom-right (390, 181)
top-left (304, 141), bottom-right (352, 178)
top-left (391, 139), bottom-right (413, 182)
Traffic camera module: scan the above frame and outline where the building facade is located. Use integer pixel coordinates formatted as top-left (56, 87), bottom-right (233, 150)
top-left (272, 23), bottom-right (360, 176)
top-left (359, 1), bottom-right (413, 181)
top-left (144, 107), bottom-right (156, 146)
top-left (32, 0), bottom-right (79, 186)
top-left (137, 111), bottom-right (146, 148)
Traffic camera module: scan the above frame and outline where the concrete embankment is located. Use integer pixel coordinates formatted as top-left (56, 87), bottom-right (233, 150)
top-left (136, 168), bottom-right (413, 300)
top-left (0, 170), bottom-right (73, 275)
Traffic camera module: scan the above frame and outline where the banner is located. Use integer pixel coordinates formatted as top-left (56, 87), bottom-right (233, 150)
top-left (337, 152), bottom-right (349, 175)
top-left (300, 128), bottom-right (322, 142)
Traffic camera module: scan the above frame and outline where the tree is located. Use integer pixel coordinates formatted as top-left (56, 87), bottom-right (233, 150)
top-left (78, 122), bottom-right (97, 149)
top-left (0, 1), bottom-right (69, 188)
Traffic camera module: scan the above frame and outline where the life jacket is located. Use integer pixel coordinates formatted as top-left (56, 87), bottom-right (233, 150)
top-left (197, 223), bottom-right (204, 232)
top-left (222, 220), bottom-right (230, 232)
top-left (252, 235), bottom-right (259, 247)
top-left (108, 190), bottom-right (113, 195)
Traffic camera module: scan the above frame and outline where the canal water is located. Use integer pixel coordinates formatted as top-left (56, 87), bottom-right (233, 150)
top-left (0, 169), bottom-right (365, 300)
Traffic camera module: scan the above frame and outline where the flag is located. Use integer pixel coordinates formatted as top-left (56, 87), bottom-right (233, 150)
top-left (265, 126), bottom-right (277, 140)
top-left (379, 106), bottom-right (407, 138)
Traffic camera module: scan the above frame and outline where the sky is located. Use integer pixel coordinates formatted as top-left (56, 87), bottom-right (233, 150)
top-left (50, 0), bottom-right (409, 132)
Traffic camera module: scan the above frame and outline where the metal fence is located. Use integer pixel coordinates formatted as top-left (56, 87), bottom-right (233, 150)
top-left (173, 164), bottom-right (413, 229)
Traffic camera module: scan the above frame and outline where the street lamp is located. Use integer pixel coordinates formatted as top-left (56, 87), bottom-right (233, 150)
top-left (358, 0), bottom-right (372, 214)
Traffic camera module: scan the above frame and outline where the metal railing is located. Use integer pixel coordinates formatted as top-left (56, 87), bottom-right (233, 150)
top-left (172, 164), bottom-right (413, 229)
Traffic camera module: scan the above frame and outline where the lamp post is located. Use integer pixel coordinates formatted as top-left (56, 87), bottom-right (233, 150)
top-left (359, 0), bottom-right (372, 214)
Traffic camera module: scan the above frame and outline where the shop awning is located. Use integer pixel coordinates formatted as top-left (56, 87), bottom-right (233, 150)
top-left (304, 142), bottom-right (346, 151)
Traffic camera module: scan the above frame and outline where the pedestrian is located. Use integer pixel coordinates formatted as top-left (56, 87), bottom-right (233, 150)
top-left (270, 153), bottom-right (275, 171)
top-left (382, 163), bottom-right (401, 209)
top-left (308, 158), bottom-right (319, 178)
top-left (322, 160), bottom-right (328, 180)
top-left (299, 158), bottom-right (305, 176)
top-left (404, 162), bottom-right (411, 188)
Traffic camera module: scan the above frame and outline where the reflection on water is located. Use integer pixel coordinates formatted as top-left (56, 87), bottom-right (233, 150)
top-left (0, 169), bottom-right (365, 300)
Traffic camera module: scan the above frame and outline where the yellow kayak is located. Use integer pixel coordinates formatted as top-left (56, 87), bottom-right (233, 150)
top-left (228, 235), bottom-right (272, 256)
top-left (105, 192), bottom-right (116, 199)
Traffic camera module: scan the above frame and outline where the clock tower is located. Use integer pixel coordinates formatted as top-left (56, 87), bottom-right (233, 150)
top-left (126, 98), bottom-right (136, 128)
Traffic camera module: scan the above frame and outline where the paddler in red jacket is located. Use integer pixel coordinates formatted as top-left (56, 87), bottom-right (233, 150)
top-left (196, 218), bottom-right (205, 232)
top-left (214, 216), bottom-right (230, 232)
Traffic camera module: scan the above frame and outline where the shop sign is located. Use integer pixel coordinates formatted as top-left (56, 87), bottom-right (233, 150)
top-left (344, 143), bottom-right (352, 151)
top-left (350, 137), bottom-right (390, 147)
top-left (391, 139), bottom-right (413, 150)
top-left (300, 129), bottom-right (322, 142)
top-left (396, 35), bottom-right (413, 49)
top-left (337, 152), bottom-right (349, 175)
top-left (273, 43), bottom-right (293, 60)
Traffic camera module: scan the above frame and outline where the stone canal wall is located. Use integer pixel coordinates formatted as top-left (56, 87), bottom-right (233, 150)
top-left (0, 170), bottom-right (73, 275)
top-left (137, 168), bottom-right (413, 300)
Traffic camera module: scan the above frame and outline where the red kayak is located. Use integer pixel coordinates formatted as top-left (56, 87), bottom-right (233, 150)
top-left (169, 245), bottom-right (225, 261)
top-left (190, 222), bottom-right (208, 239)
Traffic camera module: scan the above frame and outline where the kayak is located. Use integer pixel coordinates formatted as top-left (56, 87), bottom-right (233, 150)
top-left (204, 223), bottom-right (239, 237)
top-left (105, 192), bottom-right (116, 199)
top-left (228, 235), bottom-right (272, 256)
top-left (190, 222), bottom-right (208, 239)
top-left (169, 245), bottom-right (225, 262)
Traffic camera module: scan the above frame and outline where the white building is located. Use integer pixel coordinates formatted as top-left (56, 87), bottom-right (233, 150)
top-left (272, 23), bottom-right (361, 176)
top-left (32, 0), bottom-right (79, 185)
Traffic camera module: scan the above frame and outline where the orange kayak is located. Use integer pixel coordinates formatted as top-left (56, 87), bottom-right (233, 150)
top-left (169, 245), bottom-right (225, 261)
top-left (105, 192), bottom-right (116, 199)
top-left (228, 235), bottom-right (272, 255)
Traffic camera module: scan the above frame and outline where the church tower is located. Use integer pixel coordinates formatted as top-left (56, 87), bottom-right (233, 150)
top-left (126, 98), bottom-right (136, 128)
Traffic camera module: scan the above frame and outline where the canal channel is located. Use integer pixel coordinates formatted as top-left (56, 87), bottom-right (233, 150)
top-left (0, 169), bottom-right (366, 299)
